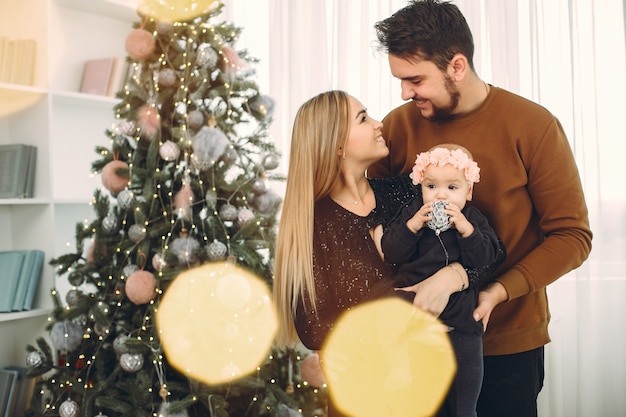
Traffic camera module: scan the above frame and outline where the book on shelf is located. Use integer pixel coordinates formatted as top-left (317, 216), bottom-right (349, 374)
top-left (0, 369), bottom-right (18, 417)
top-left (0, 144), bottom-right (37, 199)
top-left (80, 57), bottom-right (128, 97)
top-left (0, 37), bottom-right (37, 86)
top-left (0, 250), bottom-right (44, 313)
top-left (0, 367), bottom-right (39, 417)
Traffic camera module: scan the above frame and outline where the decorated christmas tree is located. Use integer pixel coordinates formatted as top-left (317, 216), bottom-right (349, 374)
top-left (24, 2), bottom-right (326, 416)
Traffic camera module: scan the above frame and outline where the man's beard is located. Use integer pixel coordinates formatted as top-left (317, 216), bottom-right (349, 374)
top-left (426, 75), bottom-right (460, 122)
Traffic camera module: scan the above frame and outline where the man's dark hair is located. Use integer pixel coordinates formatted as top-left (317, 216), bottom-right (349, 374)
top-left (374, 0), bottom-right (475, 72)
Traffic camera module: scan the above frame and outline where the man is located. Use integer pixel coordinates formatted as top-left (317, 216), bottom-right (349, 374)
top-left (369, 1), bottom-right (592, 416)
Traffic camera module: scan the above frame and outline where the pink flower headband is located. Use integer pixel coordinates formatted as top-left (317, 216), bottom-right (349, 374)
top-left (410, 147), bottom-right (481, 185)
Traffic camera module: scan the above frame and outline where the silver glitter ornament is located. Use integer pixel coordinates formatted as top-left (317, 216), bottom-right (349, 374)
top-left (68, 271), bottom-right (84, 286)
top-left (120, 352), bottom-right (144, 372)
top-left (205, 189), bottom-right (217, 208)
top-left (113, 334), bottom-right (130, 355)
top-left (219, 203), bottom-right (238, 221)
top-left (248, 94), bottom-right (275, 120)
top-left (102, 215), bottom-right (118, 234)
top-left (170, 236), bottom-right (200, 265)
top-left (237, 208), bottom-right (255, 225)
top-left (65, 289), bottom-right (82, 306)
top-left (50, 320), bottom-right (83, 352)
top-left (94, 322), bottom-right (109, 336)
top-left (427, 201), bottom-right (451, 235)
top-left (159, 140), bottom-right (180, 161)
top-left (26, 351), bottom-right (43, 368)
top-left (191, 126), bottom-right (230, 170)
top-left (59, 400), bottom-right (79, 417)
top-left (252, 190), bottom-right (282, 215)
top-left (196, 43), bottom-right (218, 68)
top-left (158, 68), bottom-right (177, 87)
top-left (251, 178), bottom-right (268, 195)
top-left (123, 264), bottom-right (140, 278)
top-left (155, 20), bottom-right (174, 36)
top-left (119, 120), bottom-right (137, 136)
top-left (117, 189), bottom-right (135, 211)
top-left (262, 153), bottom-right (280, 170)
top-left (187, 110), bottom-right (204, 130)
top-left (159, 402), bottom-right (190, 417)
top-left (71, 314), bottom-right (88, 327)
top-left (207, 240), bottom-right (227, 261)
top-left (128, 224), bottom-right (146, 243)
top-left (221, 147), bottom-right (238, 166)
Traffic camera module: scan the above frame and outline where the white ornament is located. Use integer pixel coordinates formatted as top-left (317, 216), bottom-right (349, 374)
top-left (59, 400), bottom-right (79, 417)
top-left (117, 190), bottom-right (135, 211)
top-left (187, 110), bottom-right (204, 130)
top-left (26, 351), bottom-right (43, 368)
top-left (123, 264), bottom-right (140, 277)
top-left (207, 240), bottom-right (227, 261)
top-left (113, 334), bottom-right (130, 355)
top-left (191, 126), bottom-right (229, 170)
top-left (152, 252), bottom-right (168, 271)
top-left (102, 215), bottom-right (118, 234)
top-left (159, 140), bottom-right (180, 161)
top-left (205, 190), bottom-right (217, 208)
top-left (219, 203), bottom-right (238, 221)
top-left (262, 153), bottom-right (280, 170)
top-left (159, 402), bottom-right (190, 417)
top-left (196, 43), bottom-right (218, 68)
top-left (237, 208), bottom-right (255, 225)
top-left (128, 224), bottom-right (147, 243)
top-left (120, 352), bottom-right (144, 372)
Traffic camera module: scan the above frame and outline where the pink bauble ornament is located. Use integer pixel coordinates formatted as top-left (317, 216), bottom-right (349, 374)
top-left (221, 45), bottom-right (247, 75)
top-left (101, 160), bottom-right (129, 194)
top-left (174, 183), bottom-right (194, 221)
top-left (125, 270), bottom-right (157, 305)
top-left (137, 103), bottom-right (161, 140)
top-left (301, 352), bottom-right (326, 388)
top-left (125, 28), bottom-right (156, 61)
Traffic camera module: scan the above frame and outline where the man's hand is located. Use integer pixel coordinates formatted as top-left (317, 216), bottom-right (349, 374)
top-left (473, 281), bottom-right (508, 331)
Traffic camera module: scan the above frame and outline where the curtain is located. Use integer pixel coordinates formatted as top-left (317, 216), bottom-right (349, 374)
top-left (225, 1), bottom-right (626, 416)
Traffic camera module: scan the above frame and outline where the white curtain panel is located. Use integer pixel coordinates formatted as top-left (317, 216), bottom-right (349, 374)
top-left (225, 1), bottom-right (626, 416)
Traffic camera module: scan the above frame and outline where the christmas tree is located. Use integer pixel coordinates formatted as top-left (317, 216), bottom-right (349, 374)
top-left (24, 2), bottom-right (326, 416)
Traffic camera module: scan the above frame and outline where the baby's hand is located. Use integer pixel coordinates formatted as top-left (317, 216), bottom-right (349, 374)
top-left (406, 202), bottom-right (432, 233)
top-left (445, 204), bottom-right (474, 237)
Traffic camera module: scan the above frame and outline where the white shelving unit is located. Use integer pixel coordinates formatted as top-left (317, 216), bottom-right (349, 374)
top-left (0, 0), bottom-right (138, 368)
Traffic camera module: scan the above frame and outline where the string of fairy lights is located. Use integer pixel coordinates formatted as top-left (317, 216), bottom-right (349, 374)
top-left (32, 6), bottom-right (317, 416)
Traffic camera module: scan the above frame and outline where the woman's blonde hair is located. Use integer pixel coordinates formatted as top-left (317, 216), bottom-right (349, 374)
top-left (273, 91), bottom-right (351, 347)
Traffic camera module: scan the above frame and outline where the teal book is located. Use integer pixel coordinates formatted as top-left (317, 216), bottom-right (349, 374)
top-left (3, 367), bottom-right (27, 417)
top-left (0, 251), bottom-right (25, 312)
top-left (20, 250), bottom-right (45, 311)
top-left (0, 144), bottom-right (31, 199)
top-left (0, 369), bottom-right (18, 417)
top-left (23, 146), bottom-right (37, 198)
top-left (11, 250), bottom-right (44, 311)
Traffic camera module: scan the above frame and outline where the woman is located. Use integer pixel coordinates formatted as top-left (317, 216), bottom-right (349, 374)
top-left (273, 91), bottom-right (503, 416)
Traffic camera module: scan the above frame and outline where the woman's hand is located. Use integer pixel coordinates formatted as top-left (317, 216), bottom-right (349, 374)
top-left (395, 263), bottom-right (466, 316)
